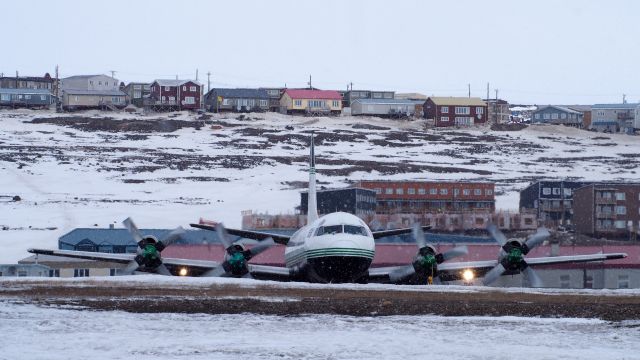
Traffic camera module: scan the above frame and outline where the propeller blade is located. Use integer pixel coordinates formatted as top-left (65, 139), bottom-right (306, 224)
top-left (202, 265), bottom-right (227, 277)
top-left (432, 276), bottom-right (443, 285)
top-left (440, 246), bottom-right (469, 262)
top-left (486, 224), bottom-right (507, 246)
top-left (123, 217), bottom-right (143, 243)
top-left (159, 226), bottom-right (186, 247)
top-left (482, 263), bottom-right (506, 286)
top-left (121, 260), bottom-right (140, 275)
top-left (523, 266), bottom-right (543, 288)
top-left (524, 228), bottom-right (550, 253)
top-left (155, 264), bottom-right (172, 276)
top-left (241, 272), bottom-right (253, 279)
top-left (248, 237), bottom-right (275, 258)
top-left (215, 223), bottom-right (233, 249)
top-left (412, 223), bottom-right (427, 249)
top-left (389, 265), bottom-right (416, 283)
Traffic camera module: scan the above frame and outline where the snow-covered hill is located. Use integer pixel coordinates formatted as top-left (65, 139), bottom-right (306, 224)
top-left (1, 109), bottom-right (639, 263)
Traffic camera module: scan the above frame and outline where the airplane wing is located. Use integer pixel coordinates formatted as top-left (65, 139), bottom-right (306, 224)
top-left (247, 264), bottom-right (295, 281)
top-left (190, 223), bottom-right (290, 245)
top-left (525, 253), bottom-right (627, 265)
top-left (371, 226), bottom-right (431, 239)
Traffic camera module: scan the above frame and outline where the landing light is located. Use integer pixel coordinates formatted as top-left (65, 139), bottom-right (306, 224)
top-left (178, 268), bottom-right (188, 276)
top-left (462, 269), bottom-right (474, 282)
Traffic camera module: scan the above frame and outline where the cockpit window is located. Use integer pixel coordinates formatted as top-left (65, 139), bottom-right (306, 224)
top-left (315, 225), bottom-right (343, 236)
top-left (344, 225), bottom-right (368, 236)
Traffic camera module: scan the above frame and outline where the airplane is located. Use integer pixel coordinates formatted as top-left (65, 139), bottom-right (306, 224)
top-left (29, 134), bottom-right (627, 286)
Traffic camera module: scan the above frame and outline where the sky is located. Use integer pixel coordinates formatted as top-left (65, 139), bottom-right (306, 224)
top-left (2, 0), bottom-right (639, 104)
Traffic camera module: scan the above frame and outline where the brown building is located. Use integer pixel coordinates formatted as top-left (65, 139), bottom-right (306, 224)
top-left (423, 97), bottom-right (488, 127)
top-left (352, 180), bottom-right (495, 214)
top-left (148, 79), bottom-right (203, 111)
top-left (484, 98), bottom-right (510, 124)
top-left (573, 183), bottom-right (640, 239)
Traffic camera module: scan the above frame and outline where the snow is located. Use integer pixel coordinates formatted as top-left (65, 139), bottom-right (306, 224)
top-left (1, 109), bottom-right (640, 263)
top-left (0, 300), bottom-right (638, 360)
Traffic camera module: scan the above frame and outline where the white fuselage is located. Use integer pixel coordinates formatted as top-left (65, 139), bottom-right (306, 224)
top-left (284, 212), bottom-right (375, 282)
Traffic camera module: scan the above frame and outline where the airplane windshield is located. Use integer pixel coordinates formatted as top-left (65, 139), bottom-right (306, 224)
top-left (343, 225), bottom-right (368, 236)
top-left (315, 225), bottom-right (343, 236)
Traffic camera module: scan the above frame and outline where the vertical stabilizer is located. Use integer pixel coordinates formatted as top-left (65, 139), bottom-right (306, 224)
top-left (307, 133), bottom-right (319, 224)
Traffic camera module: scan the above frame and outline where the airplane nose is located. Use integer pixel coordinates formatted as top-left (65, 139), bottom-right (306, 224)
top-left (331, 239), bottom-right (359, 248)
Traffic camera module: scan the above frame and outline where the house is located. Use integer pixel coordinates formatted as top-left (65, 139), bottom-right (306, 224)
top-left (260, 88), bottom-right (285, 112)
top-left (147, 79), bottom-right (203, 111)
top-left (59, 74), bottom-right (127, 110)
top-left (519, 180), bottom-right (592, 228)
top-left (342, 90), bottom-right (395, 108)
top-left (591, 103), bottom-right (640, 133)
top-left (0, 263), bottom-right (50, 277)
top-left (573, 183), bottom-right (640, 239)
top-left (350, 98), bottom-right (422, 117)
top-left (531, 105), bottom-right (584, 127)
top-left (484, 98), bottom-right (510, 124)
top-left (18, 254), bottom-right (123, 277)
top-left (0, 73), bottom-right (56, 97)
top-left (299, 188), bottom-right (377, 217)
top-left (204, 88), bottom-right (270, 112)
top-left (0, 88), bottom-right (53, 108)
top-left (122, 82), bottom-right (151, 108)
top-left (423, 97), bottom-right (487, 127)
top-left (279, 89), bottom-right (342, 115)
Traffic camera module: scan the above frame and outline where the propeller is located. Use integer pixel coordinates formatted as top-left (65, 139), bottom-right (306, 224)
top-left (120, 217), bottom-right (185, 275)
top-left (389, 223), bottom-right (468, 283)
top-left (482, 225), bottom-right (550, 287)
top-left (202, 222), bottom-right (275, 277)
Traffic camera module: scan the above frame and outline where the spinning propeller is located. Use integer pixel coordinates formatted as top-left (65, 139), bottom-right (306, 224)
top-left (389, 224), bottom-right (468, 283)
top-left (483, 224), bottom-right (550, 287)
top-left (121, 217), bottom-right (185, 275)
top-left (202, 223), bottom-right (275, 277)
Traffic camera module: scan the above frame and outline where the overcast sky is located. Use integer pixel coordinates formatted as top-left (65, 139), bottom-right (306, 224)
top-left (3, 0), bottom-right (639, 104)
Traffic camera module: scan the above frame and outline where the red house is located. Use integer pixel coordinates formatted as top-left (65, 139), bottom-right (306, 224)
top-left (423, 97), bottom-right (488, 127)
top-left (148, 79), bottom-right (203, 111)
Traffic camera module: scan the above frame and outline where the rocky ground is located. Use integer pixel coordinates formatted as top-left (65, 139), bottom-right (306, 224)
top-left (2, 280), bottom-right (639, 321)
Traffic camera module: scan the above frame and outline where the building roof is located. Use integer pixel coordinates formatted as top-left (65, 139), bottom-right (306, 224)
top-left (63, 89), bottom-right (127, 96)
top-left (592, 103), bottom-right (639, 110)
top-left (427, 97), bottom-right (487, 106)
top-left (62, 74), bottom-right (111, 80)
top-left (284, 89), bottom-right (342, 100)
top-left (0, 88), bottom-right (52, 95)
top-left (58, 228), bottom-right (222, 247)
top-left (534, 105), bottom-right (582, 115)
top-left (351, 98), bottom-right (420, 105)
top-left (153, 79), bottom-right (202, 87)
top-left (395, 93), bottom-right (428, 100)
top-left (0, 76), bottom-right (53, 83)
top-left (209, 88), bottom-right (269, 99)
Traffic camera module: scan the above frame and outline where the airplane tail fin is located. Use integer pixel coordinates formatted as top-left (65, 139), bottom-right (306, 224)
top-left (307, 133), bottom-right (318, 225)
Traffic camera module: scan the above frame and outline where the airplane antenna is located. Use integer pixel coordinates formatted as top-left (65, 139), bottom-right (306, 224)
top-left (307, 133), bottom-right (319, 224)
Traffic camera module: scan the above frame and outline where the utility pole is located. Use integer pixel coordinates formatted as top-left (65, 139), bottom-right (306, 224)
top-left (486, 83), bottom-right (489, 101)
top-left (623, 94), bottom-right (627, 104)
top-left (207, 71), bottom-right (211, 93)
top-left (308, 75), bottom-right (312, 89)
top-left (468, 83), bottom-right (471, 98)
top-left (196, 69), bottom-right (199, 81)
top-left (495, 89), bottom-right (499, 124)
top-left (110, 70), bottom-right (116, 79)
top-left (55, 65), bottom-right (60, 111)
top-left (350, 82), bottom-right (353, 91)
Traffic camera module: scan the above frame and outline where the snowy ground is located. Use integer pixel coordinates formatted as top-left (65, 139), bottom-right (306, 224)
top-left (1, 300), bottom-right (639, 360)
top-left (1, 109), bottom-right (639, 263)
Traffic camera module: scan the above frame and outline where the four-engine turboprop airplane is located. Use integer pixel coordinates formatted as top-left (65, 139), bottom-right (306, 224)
top-left (29, 134), bottom-right (627, 286)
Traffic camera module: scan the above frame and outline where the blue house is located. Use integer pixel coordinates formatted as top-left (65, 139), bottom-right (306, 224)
top-left (0, 88), bottom-right (53, 108)
top-left (591, 103), bottom-right (640, 133)
top-left (58, 227), bottom-right (223, 253)
top-left (531, 105), bottom-right (583, 127)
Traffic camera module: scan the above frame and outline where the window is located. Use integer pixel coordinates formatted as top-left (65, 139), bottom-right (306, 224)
top-left (440, 188), bottom-right (448, 195)
top-left (25, 95), bottom-right (31, 99)
top-left (184, 96), bottom-right (195, 104)
top-left (616, 206), bottom-right (626, 215)
top-left (551, 113), bottom-right (559, 120)
top-left (615, 192), bottom-right (626, 201)
top-left (133, 90), bottom-right (142, 98)
top-left (455, 106), bottom-right (470, 115)
top-left (430, 188), bottom-right (437, 195)
top-left (309, 100), bottom-right (325, 108)
top-left (110, 269), bottom-right (117, 276)
top-left (294, 100), bottom-right (302, 107)
top-left (344, 225), bottom-right (368, 236)
top-left (385, 188), bottom-right (393, 194)
top-left (0, 93), bottom-right (9, 101)
top-left (418, 188), bottom-right (426, 195)
top-left (561, 113), bottom-right (567, 119)
top-left (453, 188), bottom-right (460, 196)
top-left (552, 188), bottom-right (561, 195)
top-left (89, 81), bottom-right (93, 85)
top-left (440, 116), bottom-right (449, 122)
top-left (615, 220), bottom-right (627, 229)
top-left (476, 107), bottom-right (484, 114)
top-left (133, 84), bottom-right (142, 90)
top-left (260, 99), bottom-right (268, 107)
top-left (74, 268), bottom-right (89, 277)
top-left (190, 86), bottom-right (197, 91)
top-left (162, 96), bottom-right (166, 101)
top-left (543, 113), bottom-right (550, 120)
top-left (485, 189), bottom-right (493, 196)
top-left (332, 100), bottom-right (339, 107)
top-left (374, 188), bottom-right (382, 194)
top-left (618, 275), bottom-right (630, 289)
top-left (474, 189), bottom-right (482, 195)
top-left (98, 81), bottom-right (102, 86)
top-left (315, 225), bottom-right (343, 236)
top-left (222, 99), bottom-right (231, 106)
top-left (169, 96), bottom-right (176, 101)
top-left (542, 187), bottom-right (551, 195)
top-left (17, 270), bottom-right (28, 277)
top-left (112, 97), bottom-right (120, 103)
top-left (441, 106), bottom-right (449, 113)
top-left (560, 275), bottom-right (571, 288)
top-left (164, 86), bottom-right (170, 91)
top-left (396, 188), bottom-right (404, 195)
top-left (455, 117), bottom-right (472, 126)
top-left (463, 189), bottom-right (470, 195)
top-left (564, 188), bottom-right (572, 196)
top-left (408, 188), bottom-right (415, 195)
top-left (182, 86), bottom-right (187, 91)
top-left (535, 113), bottom-right (540, 120)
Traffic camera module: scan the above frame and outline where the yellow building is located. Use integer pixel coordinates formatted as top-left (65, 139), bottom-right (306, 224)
top-left (280, 89), bottom-right (342, 115)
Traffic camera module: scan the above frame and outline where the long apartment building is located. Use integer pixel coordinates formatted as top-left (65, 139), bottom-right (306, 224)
top-left (353, 180), bottom-right (495, 214)
top-left (573, 183), bottom-right (640, 239)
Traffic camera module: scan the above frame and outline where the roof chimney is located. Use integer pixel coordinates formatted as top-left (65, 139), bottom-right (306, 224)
top-left (109, 223), bottom-right (114, 229)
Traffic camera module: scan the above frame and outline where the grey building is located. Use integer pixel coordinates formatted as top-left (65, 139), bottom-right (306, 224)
top-left (60, 74), bottom-right (127, 110)
top-left (0, 88), bottom-right (53, 108)
top-left (122, 82), bottom-right (151, 108)
top-left (204, 88), bottom-right (270, 112)
top-left (519, 180), bottom-right (592, 228)
top-left (484, 98), bottom-right (511, 124)
top-left (260, 88), bottom-right (284, 112)
top-left (591, 103), bottom-right (640, 133)
top-left (532, 105), bottom-right (584, 127)
top-left (0, 263), bottom-right (50, 277)
top-left (0, 73), bottom-right (54, 91)
top-left (351, 98), bottom-right (421, 117)
top-left (342, 90), bottom-right (395, 108)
